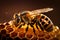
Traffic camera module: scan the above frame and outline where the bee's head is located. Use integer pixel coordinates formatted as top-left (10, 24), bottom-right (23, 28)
top-left (13, 13), bottom-right (21, 23)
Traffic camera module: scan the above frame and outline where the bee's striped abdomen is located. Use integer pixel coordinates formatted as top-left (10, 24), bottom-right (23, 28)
top-left (34, 14), bottom-right (54, 32)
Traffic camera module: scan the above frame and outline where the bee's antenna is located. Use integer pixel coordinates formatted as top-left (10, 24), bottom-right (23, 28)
top-left (13, 13), bottom-right (18, 19)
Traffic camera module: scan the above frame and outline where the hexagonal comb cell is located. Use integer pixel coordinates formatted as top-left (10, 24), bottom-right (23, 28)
top-left (18, 32), bottom-right (25, 39)
top-left (37, 31), bottom-right (45, 38)
top-left (0, 29), bottom-right (7, 36)
top-left (0, 22), bottom-right (59, 40)
top-left (38, 38), bottom-right (45, 40)
top-left (25, 28), bottom-right (34, 39)
top-left (17, 28), bottom-right (26, 39)
top-left (31, 36), bottom-right (37, 40)
top-left (0, 24), bottom-right (5, 30)
top-left (5, 25), bottom-right (13, 33)
top-left (26, 33), bottom-right (34, 39)
top-left (44, 33), bottom-right (51, 39)
top-left (10, 31), bottom-right (18, 38)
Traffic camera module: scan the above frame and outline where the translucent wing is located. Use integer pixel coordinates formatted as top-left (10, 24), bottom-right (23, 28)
top-left (31, 8), bottom-right (53, 15)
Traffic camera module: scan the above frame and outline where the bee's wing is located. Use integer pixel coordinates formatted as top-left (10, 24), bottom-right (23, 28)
top-left (31, 8), bottom-right (53, 15)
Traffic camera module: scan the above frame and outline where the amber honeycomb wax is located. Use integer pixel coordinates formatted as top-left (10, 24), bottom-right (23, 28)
top-left (0, 22), bottom-right (60, 40)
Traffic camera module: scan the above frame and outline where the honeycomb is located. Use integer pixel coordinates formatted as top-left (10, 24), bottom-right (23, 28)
top-left (0, 21), bottom-right (60, 40)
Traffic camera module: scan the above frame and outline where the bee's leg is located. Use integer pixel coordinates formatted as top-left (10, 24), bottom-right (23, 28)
top-left (30, 23), bottom-right (35, 33)
top-left (37, 21), bottom-right (44, 31)
top-left (18, 22), bottom-right (25, 28)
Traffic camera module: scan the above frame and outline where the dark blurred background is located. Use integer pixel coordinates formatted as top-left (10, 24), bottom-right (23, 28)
top-left (0, 0), bottom-right (60, 27)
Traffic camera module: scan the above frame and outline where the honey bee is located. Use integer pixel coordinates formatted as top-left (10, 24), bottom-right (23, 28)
top-left (13, 8), bottom-right (55, 32)
top-left (0, 8), bottom-right (60, 40)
